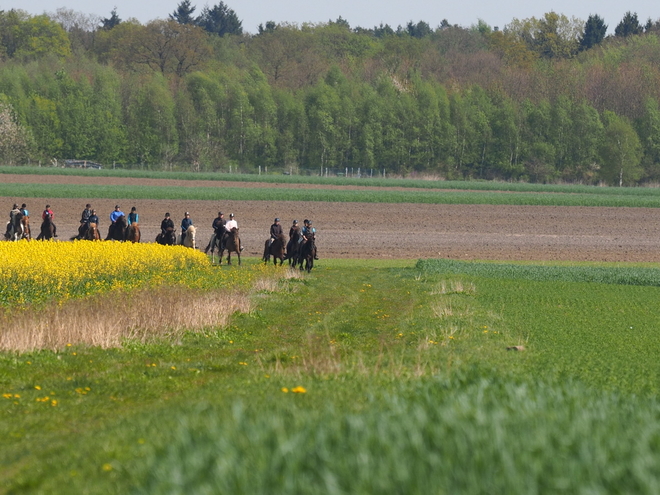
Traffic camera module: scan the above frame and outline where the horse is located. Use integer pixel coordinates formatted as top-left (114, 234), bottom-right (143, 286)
top-left (5, 211), bottom-right (26, 241)
top-left (106, 215), bottom-right (128, 241)
top-left (299, 232), bottom-right (316, 272)
top-left (215, 227), bottom-right (241, 265)
top-left (73, 221), bottom-right (89, 240)
top-left (156, 227), bottom-right (177, 246)
top-left (17, 214), bottom-right (30, 241)
top-left (263, 233), bottom-right (286, 265)
top-left (182, 225), bottom-right (196, 249)
top-left (285, 227), bottom-right (302, 268)
top-left (126, 223), bottom-right (141, 243)
top-left (36, 212), bottom-right (55, 241)
top-left (85, 222), bottom-right (101, 241)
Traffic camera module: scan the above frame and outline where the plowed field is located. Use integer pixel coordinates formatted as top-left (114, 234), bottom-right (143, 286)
top-left (3, 174), bottom-right (660, 262)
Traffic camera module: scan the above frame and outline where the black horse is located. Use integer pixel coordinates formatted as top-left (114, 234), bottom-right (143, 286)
top-left (36, 213), bottom-right (55, 241)
top-left (285, 227), bottom-right (302, 268)
top-left (298, 233), bottom-right (316, 272)
top-left (106, 215), bottom-right (128, 241)
top-left (156, 227), bottom-right (177, 245)
top-left (263, 233), bottom-right (286, 266)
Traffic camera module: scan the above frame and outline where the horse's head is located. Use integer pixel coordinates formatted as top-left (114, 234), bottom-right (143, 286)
top-left (117, 215), bottom-right (127, 227)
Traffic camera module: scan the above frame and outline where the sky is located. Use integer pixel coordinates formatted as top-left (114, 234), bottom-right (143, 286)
top-left (7, 0), bottom-right (660, 34)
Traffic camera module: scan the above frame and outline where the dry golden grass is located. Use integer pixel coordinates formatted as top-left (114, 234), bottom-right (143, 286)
top-left (0, 286), bottom-right (251, 352)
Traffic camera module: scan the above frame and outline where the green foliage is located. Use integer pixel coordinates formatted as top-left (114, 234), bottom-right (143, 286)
top-left (417, 258), bottom-right (660, 286)
top-left (599, 111), bottom-right (643, 186)
top-left (2, 12), bottom-right (660, 184)
top-left (6, 259), bottom-right (660, 492)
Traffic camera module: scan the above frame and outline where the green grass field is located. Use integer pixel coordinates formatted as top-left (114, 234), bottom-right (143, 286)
top-left (6, 181), bottom-right (660, 208)
top-left (5, 166), bottom-right (660, 208)
top-left (4, 258), bottom-right (660, 493)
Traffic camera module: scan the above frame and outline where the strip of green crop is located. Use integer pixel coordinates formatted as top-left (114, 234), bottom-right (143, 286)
top-left (4, 182), bottom-right (660, 207)
top-left (417, 258), bottom-right (660, 286)
top-left (4, 165), bottom-right (660, 197)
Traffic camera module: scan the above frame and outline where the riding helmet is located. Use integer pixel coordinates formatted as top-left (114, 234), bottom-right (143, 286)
top-left (230, 213), bottom-right (235, 218)
top-left (275, 218), bottom-right (280, 222)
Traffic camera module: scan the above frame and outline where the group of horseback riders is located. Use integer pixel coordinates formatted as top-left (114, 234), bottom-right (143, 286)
top-left (4, 203), bottom-right (60, 241)
top-left (202, 211), bottom-right (243, 254)
top-left (263, 217), bottom-right (319, 271)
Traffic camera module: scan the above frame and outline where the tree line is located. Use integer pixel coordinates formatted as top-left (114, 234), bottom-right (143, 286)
top-left (1, 5), bottom-right (660, 184)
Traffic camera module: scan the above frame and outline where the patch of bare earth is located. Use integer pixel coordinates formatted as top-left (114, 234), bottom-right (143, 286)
top-left (3, 174), bottom-right (660, 262)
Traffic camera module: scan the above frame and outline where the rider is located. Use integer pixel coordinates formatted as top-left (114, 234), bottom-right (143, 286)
top-left (224, 213), bottom-right (243, 252)
top-left (88, 209), bottom-right (99, 226)
top-left (205, 211), bottom-right (226, 254)
top-left (78, 203), bottom-right (92, 238)
top-left (302, 220), bottom-right (319, 260)
top-left (269, 217), bottom-right (282, 246)
top-left (180, 212), bottom-right (193, 245)
top-left (110, 205), bottom-right (125, 223)
top-left (284, 219), bottom-right (300, 259)
top-left (127, 207), bottom-right (138, 225)
top-left (20, 203), bottom-right (28, 217)
top-left (161, 212), bottom-right (174, 236)
top-left (5, 204), bottom-right (20, 238)
top-left (42, 204), bottom-right (57, 237)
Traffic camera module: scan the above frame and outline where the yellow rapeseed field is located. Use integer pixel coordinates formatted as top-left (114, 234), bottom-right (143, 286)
top-left (0, 240), bottom-right (260, 307)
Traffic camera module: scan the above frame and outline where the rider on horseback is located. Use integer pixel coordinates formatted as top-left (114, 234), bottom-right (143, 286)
top-left (88, 209), bottom-right (99, 226)
top-left (20, 204), bottom-right (28, 217)
top-left (269, 218), bottom-right (282, 246)
top-left (78, 203), bottom-right (92, 238)
top-left (110, 205), bottom-right (125, 223)
top-left (161, 212), bottom-right (174, 235)
top-left (224, 213), bottom-right (243, 252)
top-left (127, 207), bottom-right (138, 225)
top-left (204, 211), bottom-right (226, 254)
top-left (42, 205), bottom-right (57, 237)
top-left (302, 220), bottom-right (319, 260)
top-left (5, 204), bottom-right (20, 238)
top-left (180, 212), bottom-right (193, 245)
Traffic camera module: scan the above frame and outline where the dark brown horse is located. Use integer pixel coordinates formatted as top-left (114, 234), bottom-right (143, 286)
top-left (106, 215), bottom-right (127, 241)
top-left (156, 227), bottom-right (176, 245)
top-left (36, 213), bottom-right (55, 241)
top-left (215, 227), bottom-right (241, 265)
top-left (126, 223), bottom-right (141, 243)
top-left (285, 227), bottom-right (302, 268)
top-left (299, 232), bottom-right (316, 272)
top-left (85, 222), bottom-right (101, 241)
top-left (263, 233), bottom-right (286, 265)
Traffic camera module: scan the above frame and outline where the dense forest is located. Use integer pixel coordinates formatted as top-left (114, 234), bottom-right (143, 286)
top-left (2, 3), bottom-right (660, 184)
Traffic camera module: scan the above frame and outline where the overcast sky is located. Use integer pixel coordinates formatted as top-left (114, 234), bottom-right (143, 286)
top-left (7, 0), bottom-right (660, 34)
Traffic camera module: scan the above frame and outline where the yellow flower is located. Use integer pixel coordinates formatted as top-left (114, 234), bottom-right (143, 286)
top-left (102, 463), bottom-right (113, 472)
top-left (292, 386), bottom-right (307, 394)
top-left (281, 387), bottom-right (289, 393)
top-left (34, 385), bottom-right (41, 390)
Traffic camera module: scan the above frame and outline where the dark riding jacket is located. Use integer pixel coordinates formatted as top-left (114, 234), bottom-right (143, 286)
top-left (270, 223), bottom-right (283, 238)
top-left (81, 208), bottom-right (92, 224)
top-left (212, 217), bottom-right (226, 235)
top-left (88, 215), bottom-right (99, 225)
top-left (161, 218), bottom-right (174, 233)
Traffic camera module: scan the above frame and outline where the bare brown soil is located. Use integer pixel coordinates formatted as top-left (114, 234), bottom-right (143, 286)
top-left (3, 174), bottom-right (660, 262)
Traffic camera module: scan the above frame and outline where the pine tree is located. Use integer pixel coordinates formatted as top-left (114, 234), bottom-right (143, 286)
top-left (196, 2), bottom-right (242, 37)
top-left (579, 14), bottom-right (607, 51)
top-left (170, 0), bottom-right (196, 24)
top-left (615, 11), bottom-right (643, 37)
